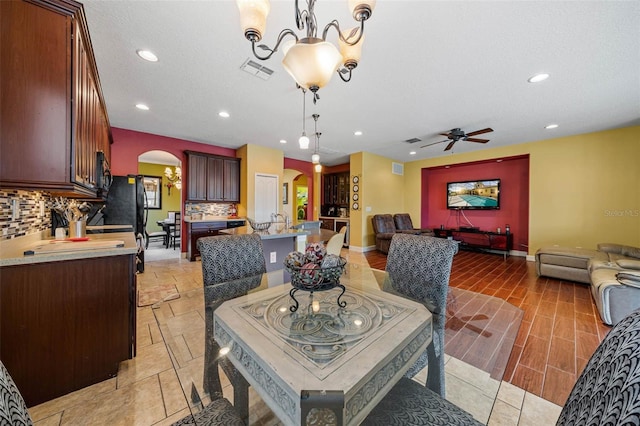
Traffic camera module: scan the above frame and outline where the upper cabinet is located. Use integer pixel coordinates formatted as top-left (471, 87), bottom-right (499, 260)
top-left (0, 0), bottom-right (112, 198)
top-left (186, 151), bottom-right (240, 203)
top-left (323, 172), bottom-right (350, 206)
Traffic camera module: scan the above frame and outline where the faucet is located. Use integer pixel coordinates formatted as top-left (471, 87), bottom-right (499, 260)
top-left (272, 213), bottom-right (291, 228)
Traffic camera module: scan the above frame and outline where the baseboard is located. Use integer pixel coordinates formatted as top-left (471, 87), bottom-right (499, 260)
top-left (526, 254), bottom-right (536, 262)
top-left (348, 245), bottom-right (377, 253)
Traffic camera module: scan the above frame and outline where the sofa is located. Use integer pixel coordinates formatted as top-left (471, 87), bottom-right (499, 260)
top-left (536, 243), bottom-right (640, 325)
top-left (371, 214), bottom-right (434, 254)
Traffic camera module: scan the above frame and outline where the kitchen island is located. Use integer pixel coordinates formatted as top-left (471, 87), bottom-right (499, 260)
top-left (220, 223), bottom-right (335, 272)
top-left (0, 231), bottom-right (138, 406)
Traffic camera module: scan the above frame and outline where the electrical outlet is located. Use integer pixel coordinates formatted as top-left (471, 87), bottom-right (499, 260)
top-left (270, 251), bottom-right (277, 263)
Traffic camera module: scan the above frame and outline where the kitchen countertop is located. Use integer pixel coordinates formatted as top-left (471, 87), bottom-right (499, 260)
top-left (319, 216), bottom-right (350, 220)
top-left (0, 230), bottom-right (138, 267)
top-left (220, 224), bottom-right (335, 242)
top-left (184, 216), bottom-right (246, 223)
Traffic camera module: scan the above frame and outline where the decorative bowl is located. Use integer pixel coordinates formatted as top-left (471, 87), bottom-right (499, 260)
top-left (248, 218), bottom-right (271, 231)
top-left (285, 255), bottom-right (347, 291)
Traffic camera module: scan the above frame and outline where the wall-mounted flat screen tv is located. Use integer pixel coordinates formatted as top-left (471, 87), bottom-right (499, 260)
top-left (447, 179), bottom-right (501, 209)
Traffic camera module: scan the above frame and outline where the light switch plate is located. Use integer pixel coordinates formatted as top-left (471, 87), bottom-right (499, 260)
top-left (270, 251), bottom-right (277, 263)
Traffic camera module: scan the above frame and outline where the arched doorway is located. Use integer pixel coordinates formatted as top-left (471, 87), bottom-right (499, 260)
top-left (139, 150), bottom-right (182, 260)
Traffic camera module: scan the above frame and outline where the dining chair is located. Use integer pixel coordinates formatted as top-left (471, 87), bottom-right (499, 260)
top-left (556, 308), bottom-right (640, 425)
top-left (145, 229), bottom-right (167, 248)
top-left (325, 226), bottom-right (347, 256)
top-left (197, 234), bottom-right (267, 423)
top-left (383, 233), bottom-right (459, 397)
top-left (0, 360), bottom-right (33, 426)
top-left (169, 212), bottom-right (181, 250)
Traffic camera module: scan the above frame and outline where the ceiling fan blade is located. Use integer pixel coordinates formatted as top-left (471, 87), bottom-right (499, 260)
top-left (465, 137), bottom-right (490, 143)
top-left (444, 141), bottom-right (456, 151)
top-left (465, 127), bottom-right (493, 137)
top-left (420, 139), bottom-right (449, 148)
top-left (439, 133), bottom-right (452, 137)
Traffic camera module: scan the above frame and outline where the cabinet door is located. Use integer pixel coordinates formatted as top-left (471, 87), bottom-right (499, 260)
top-left (337, 173), bottom-right (349, 205)
top-left (0, 1), bottom-right (70, 186)
top-left (206, 157), bottom-right (224, 201)
top-left (321, 218), bottom-right (334, 230)
top-left (187, 153), bottom-right (207, 201)
top-left (223, 158), bottom-right (240, 202)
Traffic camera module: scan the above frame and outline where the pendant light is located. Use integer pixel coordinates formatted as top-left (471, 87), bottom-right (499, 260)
top-left (311, 114), bottom-right (320, 163)
top-left (298, 89), bottom-right (310, 149)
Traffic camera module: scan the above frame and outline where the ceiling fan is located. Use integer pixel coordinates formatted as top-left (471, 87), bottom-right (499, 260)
top-left (421, 127), bottom-right (493, 151)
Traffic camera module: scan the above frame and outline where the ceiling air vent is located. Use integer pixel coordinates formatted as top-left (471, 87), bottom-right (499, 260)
top-left (404, 137), bottom-right (422, 144)
top-left (240, 59), bottom-right (274, 81)
top-left (392, 162), bottom-right (404, 175)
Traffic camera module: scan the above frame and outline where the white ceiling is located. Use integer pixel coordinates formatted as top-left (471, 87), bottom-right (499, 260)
top-left (83, 1), bottom-right (640, 167)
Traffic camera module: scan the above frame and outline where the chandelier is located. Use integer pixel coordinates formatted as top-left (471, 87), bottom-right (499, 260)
top-left (164, 166), bottom-right (182, 195)
top-left (311, 113), bottom-right (321, 166)
top-left (236, 0), bottom-right (376, 99)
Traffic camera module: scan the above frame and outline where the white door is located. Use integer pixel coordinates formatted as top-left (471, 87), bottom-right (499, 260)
top-left (255, 174), bottom-right (278, 222)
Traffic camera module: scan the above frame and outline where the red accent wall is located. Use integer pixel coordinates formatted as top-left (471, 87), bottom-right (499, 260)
top-left (420, 155), bottom-right (530, 252)
top-left (110, 127), bottom-right (236, 175)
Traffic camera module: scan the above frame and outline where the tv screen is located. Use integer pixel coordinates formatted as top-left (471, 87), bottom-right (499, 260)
top-left (447, 179), bottom-right (501, 209)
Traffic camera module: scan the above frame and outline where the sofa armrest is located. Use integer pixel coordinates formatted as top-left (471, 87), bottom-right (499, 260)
top-left (376, 232), bottom-right (396, 240)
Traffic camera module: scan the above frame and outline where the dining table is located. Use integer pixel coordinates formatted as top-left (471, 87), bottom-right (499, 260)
top-left (152, 264), bottom-right (433, 425)
top-left (156, 219), bottom-right (175, 248)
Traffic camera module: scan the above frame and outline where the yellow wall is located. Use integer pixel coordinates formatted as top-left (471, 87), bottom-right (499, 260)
top-left (138, 162), bottom-right (182, 232)
top-left (237, 144), bottom-right (284, 219)
top-left (403, 126), bottom-right (640, 254)
top-left (349, 152), bottom-right (407, 249)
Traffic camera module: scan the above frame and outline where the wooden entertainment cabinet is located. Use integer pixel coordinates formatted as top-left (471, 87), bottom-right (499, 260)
top-left (434, 228), bottom-right (513, 258)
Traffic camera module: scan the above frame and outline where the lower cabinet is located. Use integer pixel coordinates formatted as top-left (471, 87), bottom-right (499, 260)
top-left (0, 255), bottom-right (136, 407)
top-left (319, 217), bottom-right (349, 247)
top-left (187, 222), bottom-right (227, 261)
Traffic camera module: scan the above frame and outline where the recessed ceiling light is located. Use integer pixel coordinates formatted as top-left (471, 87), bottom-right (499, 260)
top-left (135, 104), bottom-right (149, 110)
top-left (528, 73), bottom-right (549, 83)
top-left (545, 124), bottom-right (559, 129)
top-left (409, 151), bottom-right (416, 155)
top-left (354, 131), bottom-right (363, 136)
top-left (218, 111), bottom-right (230, 118)
top-left (280, 139), bottom-right (287, 144)
top-left (136, 50), bottom-right (158, 62)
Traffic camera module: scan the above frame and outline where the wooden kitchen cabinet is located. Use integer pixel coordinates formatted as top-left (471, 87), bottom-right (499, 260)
top-left (186, 151), bottom-right (240, 203)
top-left (322, 172), bottom-right (350, 206)
top-left (0, 0), bottom-right (112, 197)
top-left (0, 254), bottom-right (136, 407)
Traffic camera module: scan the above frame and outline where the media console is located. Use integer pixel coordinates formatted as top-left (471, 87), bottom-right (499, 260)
top-left (433, 228), bottom-right (513, 259)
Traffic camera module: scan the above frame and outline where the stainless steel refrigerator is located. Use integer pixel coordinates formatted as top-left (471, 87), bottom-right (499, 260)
top-left (103, 175), bottom-right (147, 272)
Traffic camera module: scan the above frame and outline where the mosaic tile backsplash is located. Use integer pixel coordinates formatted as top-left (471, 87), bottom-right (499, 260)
top-left (185, 203), bottom-right (232, 217)
top-left (0, 189), bottom-right (53, 240)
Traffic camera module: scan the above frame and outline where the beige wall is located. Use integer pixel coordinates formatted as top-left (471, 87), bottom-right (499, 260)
top-left (237, 144), bottom-right (284, 219)
top-left (403, 126), bottom-right (640, 254)
top-left (349, 152), bottom-right (407, 250)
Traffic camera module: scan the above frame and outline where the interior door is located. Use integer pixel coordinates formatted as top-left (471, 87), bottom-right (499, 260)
top-left (255, 174), bottom-right (278, 222)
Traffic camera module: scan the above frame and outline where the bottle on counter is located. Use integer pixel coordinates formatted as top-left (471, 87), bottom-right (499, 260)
top-left (505, 224), bottom-right (511, 234)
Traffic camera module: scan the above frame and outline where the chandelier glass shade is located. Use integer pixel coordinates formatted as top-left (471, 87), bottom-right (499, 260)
top-left (164, 166), bottom-right (182, 192)
top-left (236, 0), bottom-right (376, 94)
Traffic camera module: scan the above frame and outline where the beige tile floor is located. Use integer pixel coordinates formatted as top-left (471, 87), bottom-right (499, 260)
top-left (29, 248), bottom-right (562, 426)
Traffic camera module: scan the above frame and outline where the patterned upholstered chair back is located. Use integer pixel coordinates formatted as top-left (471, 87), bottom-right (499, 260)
top-left (196, 233), bottom-right (266, 421)
top-left (198, 234), bottom-right (267, 285)
top-left (384, 233), bottom-right (459, 397)
top-left (557, 309), bottom-right (640, 425)
top-left (0, 361), bottom-right (33, 426)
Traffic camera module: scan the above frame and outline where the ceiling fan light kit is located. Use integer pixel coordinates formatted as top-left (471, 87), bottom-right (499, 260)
top-left (236, 0), bottom-right (376, 95)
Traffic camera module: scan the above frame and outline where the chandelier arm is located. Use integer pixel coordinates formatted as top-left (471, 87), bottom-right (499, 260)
top-left (338, 67), bottom-right (352, 82)
top-left (251, 29), bottom-right (299, 61)
top-left (322, 19), bottom-right (365, 45)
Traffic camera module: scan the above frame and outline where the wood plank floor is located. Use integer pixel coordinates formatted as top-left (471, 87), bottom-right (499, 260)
top-left (363, 249), bottom-right (610, 407)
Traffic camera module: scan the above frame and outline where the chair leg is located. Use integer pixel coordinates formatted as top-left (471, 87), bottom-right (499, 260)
top-left (426, 339), bottom-right (445, 398)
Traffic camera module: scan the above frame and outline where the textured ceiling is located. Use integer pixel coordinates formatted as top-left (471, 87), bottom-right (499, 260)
top-left (83, 1), bottom-right (640, 166)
